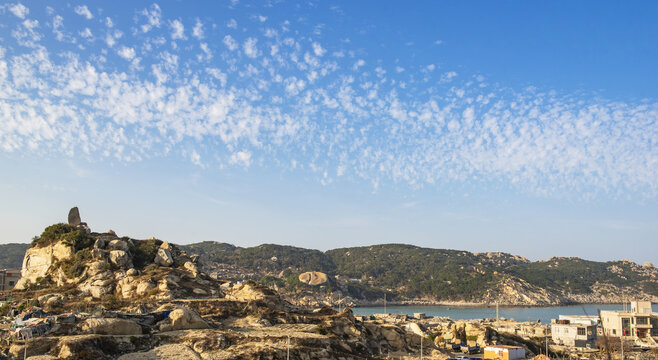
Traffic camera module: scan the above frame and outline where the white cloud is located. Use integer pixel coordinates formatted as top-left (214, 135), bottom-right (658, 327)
top-left (243, 37), bottom-right (258, 58)
top-left (199, 43), bottom-right (212, 61)
top-left (104, 29), bottom-right (122, 48)
top-left (229, 151), bottom-right (252, 167)
top-left (74, 5), bottom-right (93, 20)
top-left (192, 19), bottom-right (204, 39)
top-left (352, 59), bottom-right (365, 71)
top-left (1, 6), bottom-right (657, 200)
top-left (312, 42), bottom-right (325, 57)
top-left (117, 46), bottom-right (136, 60)
top-left (170, 19), bottom-right (185, 40)
top-left (190, 150), bottom-right (203, 166)
top-left (79, 28), bottom-right (93, 38)
top-left (9, 3), bottom-right (29, 19)
top-left (257, 15), bottom-right (267, 22)
top-left (227, 19), bottom-right (237, 29)
top-left (440, 71), bottom-right (457, 83)
top-left (223, 35), bottom-right (238, 51)
top-left (139, 4), bottom-right (161, 33)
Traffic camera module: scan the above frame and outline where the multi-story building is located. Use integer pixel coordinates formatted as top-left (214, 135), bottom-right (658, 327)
top-left (600, 301), bottom-right (658, 339)
top-left (0, 268), bottom-right (21, 291)
top-left (551, 315), bottom-right (598, 348)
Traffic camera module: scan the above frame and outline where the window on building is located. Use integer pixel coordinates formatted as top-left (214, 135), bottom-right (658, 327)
top-left (577, 328), bottom-right (586, 336)
top-left (613, 329), bottom-right (617, 335)
top-left (637, 317), bottom-right (648, 325)
top-left (8, 281), bottom-right (14, 286)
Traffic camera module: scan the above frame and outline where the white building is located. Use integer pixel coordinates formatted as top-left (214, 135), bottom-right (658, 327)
top-left (551, 315), bottom-right (598, 348)
top-left (600, 301), bottom-right (658, 340)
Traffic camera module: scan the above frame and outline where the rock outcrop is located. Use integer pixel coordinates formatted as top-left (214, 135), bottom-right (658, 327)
top-left (3, 209), bottom-right (438, 360)
top-left (298, 271), bottom-right (328, 285)
top-left (15, 242), bottom-right (73, 290)
top-left (67, 207), bottom-right (81, 226)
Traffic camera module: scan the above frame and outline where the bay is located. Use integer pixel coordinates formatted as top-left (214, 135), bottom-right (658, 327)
top-left (350, 303), bottom-right (658, 324)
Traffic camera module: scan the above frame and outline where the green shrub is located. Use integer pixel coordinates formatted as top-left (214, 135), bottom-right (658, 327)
top-left (101, 294), bottom-right (121, 310)
top-left (61, 248), bottom-right (93, 278)
top-left (144, 264), bottom-right (158, 274)
top-left (0, 302), bottom-right (11, 316)
top-left (61, 230), bottom-right (94, 251)
top-left (132, 239), bottom-right (162, 269)
top-left (31, 223), bottom-right (75, 248)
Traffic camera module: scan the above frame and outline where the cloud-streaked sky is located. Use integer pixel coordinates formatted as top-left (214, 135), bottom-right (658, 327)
top-left (1, 1), bottom-right (656, 264)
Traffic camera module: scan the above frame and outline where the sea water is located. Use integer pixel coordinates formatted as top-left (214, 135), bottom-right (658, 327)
top-left (350, 303), bottom-right (658, 324)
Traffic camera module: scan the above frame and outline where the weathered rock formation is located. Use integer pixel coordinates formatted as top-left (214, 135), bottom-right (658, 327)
top-left (298, 271), bottom-right (328, 286)
top-left (2, 209), bottom-right (439, 360)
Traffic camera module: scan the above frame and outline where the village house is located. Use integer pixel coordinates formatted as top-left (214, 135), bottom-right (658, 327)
top-left (600, 301), bottom-right (658, 340)
top-left (483, 345), bottom-right (525, 360)
top-left (0, 268), bottom-right (21, 291)
top-left (551, 315), bottom-right (598, 348)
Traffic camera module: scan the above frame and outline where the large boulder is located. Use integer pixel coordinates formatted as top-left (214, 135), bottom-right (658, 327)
top-left (226, 282), bottom-right (283, 309)
top-left (184, 261), bottom-right (198, 277)
top-left (155, 248), bottom-right (174, 267)
top-left (136, 280), bottom-right (156, 296)
top-left (108, 240), bottom-right (129, 252)
top-left (118, 344), bottom-right (201, 360)
top-left (68, 207), bottom-right (81, 226)
top-left (15, 242), bottom-right (74, 290)
top-left (82, 318), bottom-right (142, 335)
top-left (157, 308), bottom-right (209, 332)
top-left (109, 250), bottom-right (131, 268)
top-left (298, 271), bottom-right (328, 285)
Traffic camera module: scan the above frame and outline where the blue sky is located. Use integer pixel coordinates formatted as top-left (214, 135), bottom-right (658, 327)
top-left (0, 1), bottom-right (656, 264)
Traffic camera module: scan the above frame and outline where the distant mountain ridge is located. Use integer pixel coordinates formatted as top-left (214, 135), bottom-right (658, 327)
top-left (182, 241), bottom-right (658, 305)
top-left (0, 243), bottom-right (29, 268)
top-left (2, 241), bottom-right (656, 305)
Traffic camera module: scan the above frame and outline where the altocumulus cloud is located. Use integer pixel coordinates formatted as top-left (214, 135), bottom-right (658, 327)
top-left (0, 3), bottom-right (656, 199)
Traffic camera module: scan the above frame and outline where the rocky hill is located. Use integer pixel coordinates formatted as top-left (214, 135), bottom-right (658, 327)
top-left (3, 216), bottom-right (657, 306)
top-left (0, 208), bottom-right (438, 359)
top-left (184, 242), bottom-right (658, 306)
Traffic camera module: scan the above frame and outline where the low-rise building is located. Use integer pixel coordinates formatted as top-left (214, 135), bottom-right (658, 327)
top-left (600, 301), bottom-right (658, 339)
top-left (551, 315), bottom-right (598, 348)
top-left (0, 268), bottom-right (21, 291)
top-left (483, 345), bottom-right (525, 360)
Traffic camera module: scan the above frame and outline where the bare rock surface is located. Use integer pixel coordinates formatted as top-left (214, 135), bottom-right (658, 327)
top-left (298, 271), bottom-right (328, 285)
top-left (118, 344), bottom-right (202, 360)
top-left (82, 318), bottom-right (143, 335)
top-left (67, 207), bottom-right (81, 226)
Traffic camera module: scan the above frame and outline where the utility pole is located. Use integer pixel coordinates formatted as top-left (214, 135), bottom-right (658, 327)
top-left (496, 302), bottom-right (499, 325)
top-left (620, 336), bottom-right (624, 360)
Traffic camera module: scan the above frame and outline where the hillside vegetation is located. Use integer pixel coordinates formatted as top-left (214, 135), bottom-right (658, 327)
top-left (4, 239), bottom-right (655, 304)
top-left (0, 243), bottom-right (29, 268)
top-left (183, 242), bottom-right (658, 304)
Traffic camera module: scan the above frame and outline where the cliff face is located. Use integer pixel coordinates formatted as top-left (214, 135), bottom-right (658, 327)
top-left (15, 241), bottom-right (73, 290)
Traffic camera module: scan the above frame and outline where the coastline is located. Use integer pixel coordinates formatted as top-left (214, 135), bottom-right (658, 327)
top-left (347, 300), bottom-right (651, 308)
